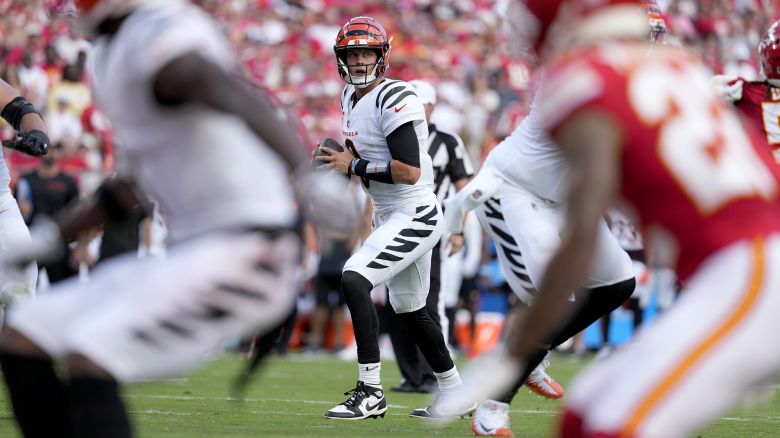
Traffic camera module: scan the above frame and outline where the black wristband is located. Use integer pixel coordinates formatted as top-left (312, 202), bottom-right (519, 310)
top-left (353, 159), bottom-right (394, 184)
top-left (1, 97), bottom-right (38, 131)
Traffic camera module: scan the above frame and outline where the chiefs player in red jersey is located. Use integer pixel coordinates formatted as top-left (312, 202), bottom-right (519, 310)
top-left (711, 20), bottom-right (780, 160)
top-left (440, 1), bottom-right (780, 437)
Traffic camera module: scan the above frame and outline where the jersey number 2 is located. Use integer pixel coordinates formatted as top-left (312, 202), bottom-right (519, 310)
top-left (630, 64), bottom-right (777, 215)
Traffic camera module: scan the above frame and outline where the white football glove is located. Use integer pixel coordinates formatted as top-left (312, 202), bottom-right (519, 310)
top-left (293, 166), bottom-right (359, 234)
top-left (2, 218), bottom-right (63, 268)
top-left (710, 75), bottom-right (744, 102)
top-left (0, 218), bottom-right (62, 306)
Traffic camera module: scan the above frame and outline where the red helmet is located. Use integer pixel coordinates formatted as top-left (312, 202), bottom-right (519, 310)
top-left (759, 20), bottom-right (780, 86)
top-left (504, 0), bottom-right (646, 61)
top-left (333, 16), bottom-right (391, 88)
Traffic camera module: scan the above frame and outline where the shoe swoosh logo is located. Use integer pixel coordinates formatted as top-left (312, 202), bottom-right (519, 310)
top-left (366, 400), bottom-right (383, 411)
top-left (394, 104), bottom-right (407, 113)
top-left (478, 421), bottom-right (496, 433)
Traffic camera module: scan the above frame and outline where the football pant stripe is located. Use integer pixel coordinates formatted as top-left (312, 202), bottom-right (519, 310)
top-left (622, 236), bottom-right (767, 436)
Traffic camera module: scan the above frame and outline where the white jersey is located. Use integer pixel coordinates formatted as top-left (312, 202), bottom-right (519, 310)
top-left (89, 3), bottom-right (296, 243)
top-left (487, 99), bottom-right (569, 203)
top-left (0, 151), bottom-right (11, 197)
top-left (340, 80), bottom-right (435, 216)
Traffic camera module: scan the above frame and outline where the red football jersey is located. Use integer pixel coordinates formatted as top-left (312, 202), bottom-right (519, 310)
top-left (537, 43), bottom-right (780, 280)
top-left (732, 79), bottom-right (780, 156)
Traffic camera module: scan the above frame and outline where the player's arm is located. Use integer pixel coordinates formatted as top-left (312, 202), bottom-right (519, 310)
top-left (152, 52), bottom-right (307, 170)
top-left (384, 122), bottom-right (421, 184)
top-left (445, 135), bottom-right (474, 254)
top-left (317, 122), bottom-right (422, 184)
top-left (5, 178), bottom-right (146, 267)
top-left (0, 79), bottom-right (49, 156)
top-left (506, 109), bottom-right (622, 361)
top-left (55, 178), bottom-right (144, 242)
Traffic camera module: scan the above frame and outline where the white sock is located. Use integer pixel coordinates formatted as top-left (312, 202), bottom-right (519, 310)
top-left (434, 366), bottom-right (463, 392)
top-left (358, 363), bottom-right (381, 386)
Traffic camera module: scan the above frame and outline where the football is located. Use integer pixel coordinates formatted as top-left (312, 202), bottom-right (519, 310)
top-left (312, 137), bottom-right (345, 169)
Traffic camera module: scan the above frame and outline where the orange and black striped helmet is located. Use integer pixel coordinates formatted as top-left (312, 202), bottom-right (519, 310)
top-left (333, 16), bottom-right (392, 87)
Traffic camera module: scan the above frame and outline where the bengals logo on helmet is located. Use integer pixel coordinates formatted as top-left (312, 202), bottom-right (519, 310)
top-left (333, 17), bottom-right (392, 87)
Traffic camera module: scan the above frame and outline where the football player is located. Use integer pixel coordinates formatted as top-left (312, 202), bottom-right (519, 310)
top-left (0, 1), bottom-right (343, 437)
top-left (316, 17), bottom-right (475, 420)
top-left (442, 95), bottom-right (635, 437)
top-left (0, 79), bottom-right (49, 318)
top-left (711, 19), bottom-right (780, 161)
top-left (443, 1), bottom-right (780, 437)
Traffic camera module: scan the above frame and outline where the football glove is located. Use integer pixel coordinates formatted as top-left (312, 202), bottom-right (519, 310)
top-left (3, 130), bottom-right (49, 156)
top-left (293, 165), bottom-right (358, 234)
top-left (710, 75), bottom-right (744, 102)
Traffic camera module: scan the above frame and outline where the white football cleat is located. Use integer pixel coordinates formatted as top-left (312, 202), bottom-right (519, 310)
top-left (409, 390), bottom-right (477, 420)
top-left (471, 399), bottom-right (514, 436)
top-left (324, 381), bottom-right (387, 420)
top-left (424, 349), bottom-right (523, 423)
top-left (524, 353), bottom-right (564, 399)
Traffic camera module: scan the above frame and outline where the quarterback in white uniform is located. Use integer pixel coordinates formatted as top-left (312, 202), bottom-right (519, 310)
top-left (443, 100), bottom-right (636, 436)
top-left (0, 1), bottom-right (330, 437)
top-left (316, 16), bottom-right (474, 420)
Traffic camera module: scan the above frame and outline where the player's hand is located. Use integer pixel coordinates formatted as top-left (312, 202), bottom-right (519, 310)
top-left (315, 147), bottom-right (354, 175)
top-left (446, 233), bottom-right (465, 256)
top-left (3, 130), bottom-right (49, 156)
top-left (709, 75), bottom-right (743, 102)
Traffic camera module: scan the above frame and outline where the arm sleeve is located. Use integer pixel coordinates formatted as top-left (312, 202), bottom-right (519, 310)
top-left (386, 121), bottom-right (421, 168)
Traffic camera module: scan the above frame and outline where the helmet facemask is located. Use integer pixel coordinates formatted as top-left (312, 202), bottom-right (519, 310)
top-left (335, 47), bottom-right (387, 88)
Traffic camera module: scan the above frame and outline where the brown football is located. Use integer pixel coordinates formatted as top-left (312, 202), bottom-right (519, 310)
top-left (312, 137), bottom-right (345, 169)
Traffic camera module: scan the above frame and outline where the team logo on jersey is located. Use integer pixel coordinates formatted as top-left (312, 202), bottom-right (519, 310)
top-left (772, 87), bottom-right (780, 101)
top-left (471, 190), bottom-right (482, 199)
top-left (343, 130), bottom-right (359, 137)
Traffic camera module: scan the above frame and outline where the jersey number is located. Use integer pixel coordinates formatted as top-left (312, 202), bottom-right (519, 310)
top-left (761, 102), bottom-right (780, 146)
top-left (629, 64), bottom-right (777, 215)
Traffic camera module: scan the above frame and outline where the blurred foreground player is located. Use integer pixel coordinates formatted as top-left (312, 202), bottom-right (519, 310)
top-left (445, 1), bottom-right (780, 437)
top-left (0, 1), bottom-right (350, 437)
top-left (0, 78), bottom-right (49, 320)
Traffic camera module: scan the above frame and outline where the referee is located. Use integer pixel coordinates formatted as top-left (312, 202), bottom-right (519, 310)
top-left (386, 80), bottom-right (473, 393)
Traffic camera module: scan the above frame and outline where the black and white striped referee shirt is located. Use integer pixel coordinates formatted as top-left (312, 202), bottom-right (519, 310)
top-left (427, 124), bottom-right (473, 203)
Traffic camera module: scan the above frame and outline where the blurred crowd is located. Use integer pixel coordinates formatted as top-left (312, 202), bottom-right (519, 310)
top-left (0, 0), bottom-right (779, 349)
top-left (1, 0), bottom-right (778, 190)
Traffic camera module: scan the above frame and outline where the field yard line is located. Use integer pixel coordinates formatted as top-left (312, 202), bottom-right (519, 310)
top-left (720, 416), bottom-right (780, 423)
top-left (129, 410), bottom-right (194, 416)
top-left (125, 394), bottom-right (564, 417)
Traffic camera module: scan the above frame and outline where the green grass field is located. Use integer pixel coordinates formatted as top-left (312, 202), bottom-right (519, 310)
top-left (1, 353), bottom-right (778, 437)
